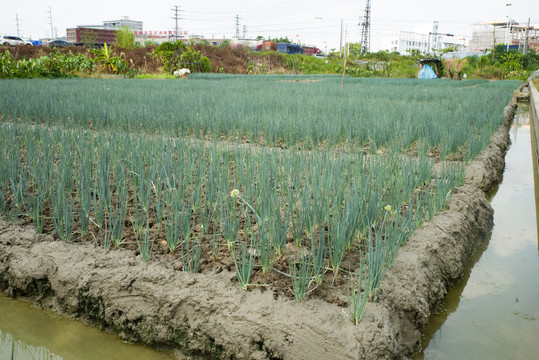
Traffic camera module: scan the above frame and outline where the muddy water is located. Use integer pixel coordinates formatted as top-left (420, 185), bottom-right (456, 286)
top-left (0, 294), bottom-right (174, 360)
top-left (414, 109), bottom-right (539, 359)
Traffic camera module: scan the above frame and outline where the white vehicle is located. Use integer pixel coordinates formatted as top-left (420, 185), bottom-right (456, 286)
top-left (1, 35), bottom-right (30, 46)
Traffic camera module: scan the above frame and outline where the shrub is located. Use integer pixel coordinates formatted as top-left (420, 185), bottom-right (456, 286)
top-left (0, 50), bottom-right (95, 78)
top-left (219, 39), bottom-right (231, 48)
top-left (91, 44), bottom-right (128, 74)
top-left (116, 25), bottom-right (136, 50)
top-left (153, 40), bottom-right (211, 73)
top-left (471, 65), bottom-right (505, 79)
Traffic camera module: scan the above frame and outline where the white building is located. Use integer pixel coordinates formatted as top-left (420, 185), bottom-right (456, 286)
top-left (380, 31), bottom-right (428, 54)
top-left (103, 16), bottom-right (143, 32)
top-left (230, 38), bottom-right (263, 50)
top-left (381, 30), bottom-right (466, 54)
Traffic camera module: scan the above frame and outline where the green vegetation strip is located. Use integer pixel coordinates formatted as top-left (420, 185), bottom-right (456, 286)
top-left (0, 76), bottom-right (518, 158)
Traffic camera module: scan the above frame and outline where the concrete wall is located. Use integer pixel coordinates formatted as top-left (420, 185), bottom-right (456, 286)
top-left (530, 82), bottom-right (539, 171)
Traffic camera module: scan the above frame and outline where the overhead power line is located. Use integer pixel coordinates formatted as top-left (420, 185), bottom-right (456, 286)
top-left (359, 0), bottom-right (371, 53)
top-left (48, 6), bottom-right (53, 39)
top-left (171, 5), bottom-right (184, 41)
top-left (15, 14), bottom-right (20, 37)
top-left (235, 14), bottom-right (240, 38)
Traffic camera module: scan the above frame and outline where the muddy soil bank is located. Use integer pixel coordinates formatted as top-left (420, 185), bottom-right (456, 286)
top-left (0, 102), bottom-right (517, 359)
top-left (4, 44), bottom-right (279, 75)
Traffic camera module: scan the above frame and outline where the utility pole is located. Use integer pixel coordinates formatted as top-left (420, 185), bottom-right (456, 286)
top-left (171, 5), bottom-right (183, 41)
top-left (339, 19), bottom-right (343, 57)
top-left (523, 18), bottom-right (530, 54)
top-left (427, 21), bottom-right (453, 55)
top-left (314, 17), bottom-right (323, 49)
top-left (506, 18), bottom-right (514, 51)
top-left (15, 14), bottom-right (20, 37)
top-left (505, 3), bottom-right (512, 51)
top-left (48, 6), bottom-right (54, 39)
top-left (235, 15), bottom-right (240, 39)
top-left (341, 39), bottom-right (348, 90)
top-left (428, 21), bottom-right (439, 54)
top-left (492, 25), bottom-right (496, 60)
top-left (243, 25), bottom-right (247, 39)
top-left (359, 0), bottom-right (371, 54)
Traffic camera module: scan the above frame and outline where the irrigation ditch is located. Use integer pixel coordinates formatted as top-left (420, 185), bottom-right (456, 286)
top-left (413, 79), bottom-right (538, 358)
top-left (0, 96), bottom-right (518, 359)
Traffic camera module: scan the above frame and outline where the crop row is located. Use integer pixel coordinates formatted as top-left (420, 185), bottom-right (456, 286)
top-left (0, 121), bottom-right (464, 322)
top-left (0, 77), bottom-right (519, 158)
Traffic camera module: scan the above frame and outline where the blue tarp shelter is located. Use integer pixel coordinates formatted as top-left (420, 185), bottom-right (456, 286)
top-left (418, 64), bottom-right (437, 79)
top-left (417, 58), bottom-right (441, 80)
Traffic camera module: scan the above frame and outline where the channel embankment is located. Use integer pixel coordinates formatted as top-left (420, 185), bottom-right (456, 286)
top-left (529, 80), bottom-right (539, 172)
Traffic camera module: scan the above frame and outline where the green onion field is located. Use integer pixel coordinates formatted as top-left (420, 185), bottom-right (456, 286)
top-left (0, 75), bottom-right (519, 324)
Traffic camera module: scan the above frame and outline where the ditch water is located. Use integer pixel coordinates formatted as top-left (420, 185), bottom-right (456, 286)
top-left (0, 293), bottom-right (174, 360)
top-left (414, 107), bottom-right (539, 359)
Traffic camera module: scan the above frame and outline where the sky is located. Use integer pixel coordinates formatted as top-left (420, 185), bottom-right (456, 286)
top-left (2, 0), bottom-right (538, 51)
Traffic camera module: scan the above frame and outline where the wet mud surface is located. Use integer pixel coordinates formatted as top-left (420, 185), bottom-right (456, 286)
top-left (0, 103), bottom-right (517, 359)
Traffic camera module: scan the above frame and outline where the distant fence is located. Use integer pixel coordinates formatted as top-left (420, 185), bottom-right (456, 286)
top-left (442, 51), bottom-right (488, 60)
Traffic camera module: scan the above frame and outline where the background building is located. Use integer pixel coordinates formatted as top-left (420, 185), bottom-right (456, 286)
top-left (380, 30), bottom-right (464, 54)
top-left (508, 23), bottom-right (539, 52)
top-left (380, 31), bottom-right (428, 54)
top-left (470, 22), bottom-right (512, 51)
top-left (103, 16), bottom-right (143, 32)
top-left (67, 16), bottom-right (144, 45)
top-left (470, 21), bottom-right (538, 53)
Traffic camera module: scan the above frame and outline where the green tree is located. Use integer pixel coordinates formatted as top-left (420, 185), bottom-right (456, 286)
top-left (153, 40), bottom-right (211, 73)
top-left (219, 39), bottom-right (230, 48)
top-left (81, 29), bottom-right (98, 48)
top-left (521, 49), bottom-right (539, 70)
top-left (91, 43), bottom-right (128, 74)
top-left (477, 54), bottom-right (492, 68)
top-left (501, 52), bottom-right (523, 72)
top-left (348, 42), bottom-right (363, 57)
top-left (406, 49), bottom-right (422, 58)
top-left (440, 46), bottom-right (458, 54)
top-left (115, 25), bottom-right (135, 50)
top-left (370, 50), bottom-right (391, 61)
top-left (270, 37), bottom-right (292, 44)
